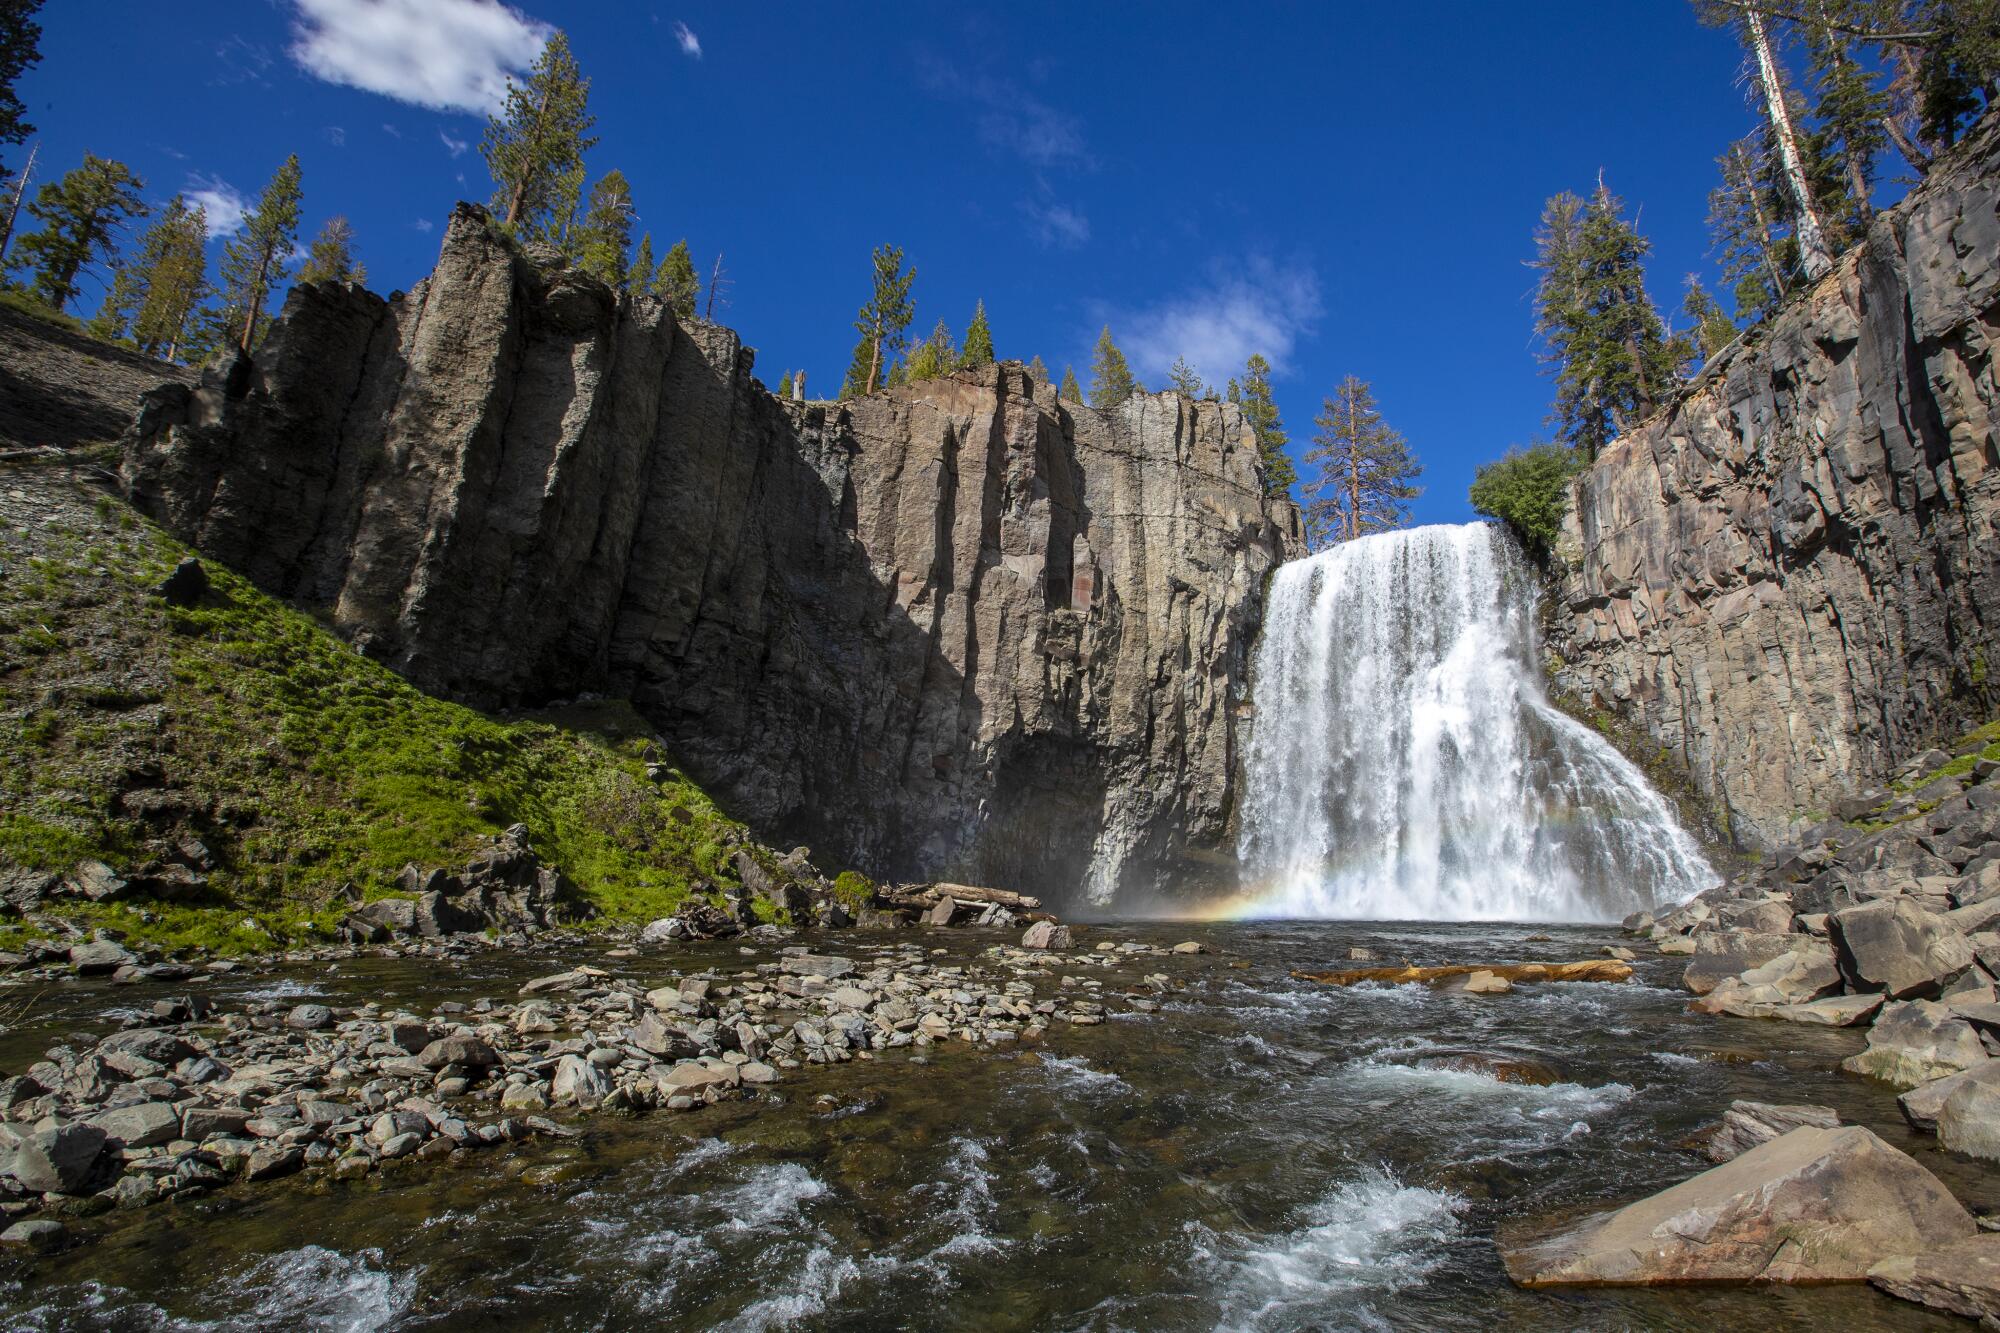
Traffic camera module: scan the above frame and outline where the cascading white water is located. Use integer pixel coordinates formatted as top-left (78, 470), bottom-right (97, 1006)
top-left (1235, 523), bottom-right (1713, 922)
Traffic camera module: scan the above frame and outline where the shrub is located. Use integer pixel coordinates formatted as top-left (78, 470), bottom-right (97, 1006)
top-left (1468, 442), bottom-right (1584, 557)
top-left (831, 870), bottom-right (876, 912)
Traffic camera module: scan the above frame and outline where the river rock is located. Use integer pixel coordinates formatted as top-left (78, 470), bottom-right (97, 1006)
top-left (285, 1003), bottom-right (334, 1030)
top-left (1682, 932), bottom-right (1800, 995)
top-left (88, 1101), bottom-right (181, 1149)
top-left (417, 1035), bottom-right (500, 1070)
top-left (1870, 1234), bottom-right (2000, 1323)
top-left (551, 1054), bottom-right (611, 1109)
top-left (1022, 921), bottom-right (1072, 950)
top-left (780, 954), bottom-right (855, 980)
top-left (925, 896), bottom-right (959, 927)
top-left (1499, 1126), bottom-right (1974, 1285)
top-left (1938, 1065), bottom-right (2000, 1162)
top-left (1769, 992), bottom-right (1884, 1026)
top-left (1842, 1000), bottom-right (1990, 1089)
top-left (1704, 1100), bottom-right (1841, 1163)
top-left (0, 1219), bottom-right (67, 1252)
top-left (67, 939), bottom-right (136, 974)
top-left (1832, 898), bottom-right (1977, 999)
top-left (5, 1122), bottom-right (109, 1194)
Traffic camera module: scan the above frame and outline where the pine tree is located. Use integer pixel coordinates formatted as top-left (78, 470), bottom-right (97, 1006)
top-left (1708, 138), bottom-right (1792, 324)
top-left (1742, 9), bottom-right (1835, 279)
top-left (130, 196), bottom-right (208, 361)
top-left (1167, 355), bottom-right (1205, 396)
top-left (297, 215), bottom-right (364, 286)
top-left (904, 319), bottom-right (956, 381)
top-left (1238, 353), bottom-right (1295, 495)
top-left (86, 261), bottom-right (141, 342)
top-left (1682, 274), bottom-right (1738, 365)
top-left (215, 153), bottom-right (302, 351)
top-left (1535, 181), bottom-right (1679, 462)
top-left (627, 232), bottom-right (655, 293)
top-left (1804, 5), bottom-right (1890, 243)
top-left (776, 371), bottom-right (793, 398)
top-left (654, 238), bottom-right (699, 316)
top-left (10, 154), bottom-right (147, 312)
top-left (1088, 325), bottom-right (1137, 408)
top-left (959, 299), bottom-right (993, 368)
top-left (482, 31), bottom-right (597, 235)
top-left (840, 244), bottom-right (915, 398)
top-left (1028, 354), bottom-right (1050, 383)
top-left (0, 0), bottom-right (41, 177)
top-left (1059, 365), bottom-right (1081, 400)
top-left (1302, 377), bottom-right (1422, 546)
top-left (575, 169), bottom-right (633, 284)
top-left (521, 160), bottom-right (586, 260)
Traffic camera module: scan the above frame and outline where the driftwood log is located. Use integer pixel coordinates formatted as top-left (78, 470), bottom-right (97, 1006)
top-left (887, 882), bottom-right (1043, 911)
top-left (1293, 960), bottom-right (1635, 986)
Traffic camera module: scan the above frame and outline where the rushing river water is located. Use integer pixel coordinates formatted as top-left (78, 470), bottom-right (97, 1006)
top-left (0, 920), bottom-right (1979, 1331)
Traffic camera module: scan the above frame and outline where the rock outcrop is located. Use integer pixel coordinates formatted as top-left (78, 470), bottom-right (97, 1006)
top-left (119, 205), bottom-right (1299, 907)
top-left (1552, 114), bottom-right (2000, 849)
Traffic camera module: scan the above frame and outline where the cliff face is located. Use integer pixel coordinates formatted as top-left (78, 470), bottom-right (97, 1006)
top-left (121, 205), bottom-right (1301, 907)
top-left (1553, 117), bottom-right (2000, 849)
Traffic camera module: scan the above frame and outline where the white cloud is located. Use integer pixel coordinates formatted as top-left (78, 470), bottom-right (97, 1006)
top-left (414, 218), bottom-right (435, 233)
top-left (288, 0), bottom-right (549, 115)
top-left (1023, 199), bottom-right (1089, 249)
top-left (439, 128), bottom-right (469, 157)
top-left (918, 61), bottom-right (1090, 169)
top-left (185, 176), bottom-right (250, 238)
top-left (325, 125), bottom-right (346, 147)
top-left (672, 21), bottom-right (701, 59)
top-left (1115, 258), bottom-right (1322, 386)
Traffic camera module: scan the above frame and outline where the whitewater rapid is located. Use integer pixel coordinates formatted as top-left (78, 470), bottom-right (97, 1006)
top-left (1234, 523), bottom-right (1713, 922)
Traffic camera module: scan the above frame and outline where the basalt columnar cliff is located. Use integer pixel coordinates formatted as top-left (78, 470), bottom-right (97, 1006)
top-left (120, 205), bottom-right (1301, 907)
top-left (1553, 115), bottom-right (2000, 850)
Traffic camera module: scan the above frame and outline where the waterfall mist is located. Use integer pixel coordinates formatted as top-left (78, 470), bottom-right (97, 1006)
top-left (1235, 524), bottom-right (1713, 922)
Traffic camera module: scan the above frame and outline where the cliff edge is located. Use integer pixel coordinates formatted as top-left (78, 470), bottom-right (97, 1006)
top-left (1553, 115), bottom-right (2000, 849)
top-left (120, 206), bottom-right (1302, 908)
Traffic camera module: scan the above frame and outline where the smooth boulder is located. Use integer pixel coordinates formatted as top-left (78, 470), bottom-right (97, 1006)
top-left (1831, 898), bottom-right (1975, 999)
top-left (4, 1122), bottom-right (109, 1194)
top-left (1938, 1065), bottom-right (2000, 1162)
top-left (1870, 1234), bottom-right (2000, 1323)
top-left (1841, 1000), bottom-right (1989, 1089)
top-left (1021, 921), bottom-right (1072, 951)
top-left (1704, 1100), bottom-right (1841, 1163)
top-left (1500, 1126), bottom-right (1973, 1286)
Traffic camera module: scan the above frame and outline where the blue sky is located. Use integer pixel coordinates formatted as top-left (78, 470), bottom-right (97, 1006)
top-left (22, 2), bottom-right (1790, 523)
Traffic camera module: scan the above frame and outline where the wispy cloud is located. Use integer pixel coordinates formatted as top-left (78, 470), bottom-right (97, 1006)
top-left (918, 60), bottom-right (1092, 170)
top-left (414, 217), bottom-right (435, 233)
top-left (325, 125), bottom-right (346, 147)
top-left (214, 35), bottom-right (274, 87)
top-left (185, 176), bottom-right (250, 238)
top-left (672, 21), bottom-right (701, 59)
top-left (288, 0), bottom-right (549, 115)
top-left (1022, 198), bottom-right (1089, 249)
top-left (439, 128), bottom-right (469, 157)
top-left (1113, 258), bottom-right (1322, 386)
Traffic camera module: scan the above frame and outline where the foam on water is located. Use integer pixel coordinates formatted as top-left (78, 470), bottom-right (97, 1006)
top-left (1193, 1168), bottom-right (1465, 1332)
top-left (1232, 524), bottom-right (1713, 922)
top-left (1036, 1052), bottom-right (1132, 1097)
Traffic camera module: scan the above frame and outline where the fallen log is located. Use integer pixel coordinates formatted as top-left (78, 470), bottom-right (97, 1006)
top-left (1293, 960), bottom-right (1635, 987)
top-left (891, 882), bottom-right (1043, 911)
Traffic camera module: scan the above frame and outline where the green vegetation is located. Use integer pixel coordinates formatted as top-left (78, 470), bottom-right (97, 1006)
top-left (482, 30), bottom-right (598, 236)
top-left (1468, 442), bottom-right (1586, 558)
top-left (10, 152), bottom-right (147, 312)
top-left (831, 870), bottom-right (877, 913)
top-left (296, 214), bottom-right (365, 287)
top-left (1088, 324), bottom-right (1137, 409)
top-left (841, 244), bottom-right (915, 398)
top-left (1229, 353), bottom-right (1293, 497)
top-left (214, 153), bottom-right (302, 352)
top-left (0, 481), bottom-right (764, 952)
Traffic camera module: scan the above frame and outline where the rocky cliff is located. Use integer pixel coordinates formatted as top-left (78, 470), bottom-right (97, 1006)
top-left (1553, 115), bottom-right (2000, 850)
top-left (120, 205), bottom-right (1301, 908)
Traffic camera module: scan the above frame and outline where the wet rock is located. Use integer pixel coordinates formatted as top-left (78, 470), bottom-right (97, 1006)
top-left (1831, 898), bottom-right (1976, 1000)
top-left (780, 954), bottom-right (856, 980)
top-left (551, 1055), bottom-right (610, 1109)
top-left (1704, 1100), bottom-right (1841, 1163)
top-left (1172, 941), bottom-right (1205, 954)
top-left (97, 1029), bottom-right (192, 1065)
top-left (285, 1004), bottom-right (334, 1031)
top-left (1656, 936), bottom-right (1695, 956)
top-left (0, 1218), bottom-right (67, 1252)
top-left (1021, 921), bottom-right (1072, 951)
top-left (1500, 1126), bottom-right (1974, 1285)
top-left (67, 939), bottom-right (136, 975)
top-left (1412, 1052), bottom-right (1557, 1085)
top-left (1621, 910), bottom-right (1654, 934)
top-left (1842, 1001), bottom-right (1990, 1089)
top-left (6, 1122), bottom-right (109, 1194)
top-left (1870, 1234), bottom-right (2000, 1323)
top-left (1681, 932), bottom-right (1801, 996)
top-left (245, 1145), bottom-right (306, 1181)
top-left (1438, 969), bottom-right (1513, 996)
top-left (417, 1035), bottom-right (499, 1070)
top-left (1769, 993), bottom-right (1883, 1026)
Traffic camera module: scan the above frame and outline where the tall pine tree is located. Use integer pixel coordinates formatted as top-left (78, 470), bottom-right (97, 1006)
top-left (840, 244), bottom-right (915, 398)
top-left (1708, 138), bottom-right (1792, 323)
top-left (10, 153), bottom-right (146, 311)
top-left (627, 232), bottom-right (655, 294)
top-left (1028, 354), bottom-right (1050, 383)
top-left (482, 31), bottom-right (597, 235)
top-left (1302, 377), bottom-right (1422, 546)
top-left (215, 153), bottom-right (301, 351)
top-left (655, 238), bottom-right (699, 316)
top-left (576, 169), bottom-right (633, 284)
top-left (1088, 325), bottom-right (1137, 408)
top-left (1681, 274), bottom-right (1738, 366)
top-left (1059, 365), bottom-right (1081, 400)
top-left (958, 299), bottom-right (993, 368)
top-left (1238, 353), bottom-right (1295, 495)
top-left (297, 215), bottom-right (364, 286)
top-left (130, 196), bottom-right (209, 361)
top-left (0, 0), bottom-right (41, 177)
top-left (1167, 355), bottom-right (1205, 396)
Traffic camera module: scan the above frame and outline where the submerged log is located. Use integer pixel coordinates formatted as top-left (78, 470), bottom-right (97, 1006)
top-left (1292, 960), bottom-right (1635, 986)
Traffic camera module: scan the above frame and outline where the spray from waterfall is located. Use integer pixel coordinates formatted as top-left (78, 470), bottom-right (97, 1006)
top-left (1233, 523), bottom-right (1713, 922)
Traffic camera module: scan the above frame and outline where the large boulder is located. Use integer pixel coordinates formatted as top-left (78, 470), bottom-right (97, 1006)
top-left (1830, 898), bottom-right (1976, 999)
top-left (1842, 1000), bottom-right (1989, 1089)
top-left (1870, 1234), bottom-right (2000, 1323)
top-left (1938, 1065), bottom-right (2000, 1162)
top-left (1704, 1100), bottom-right (1841, 1163)
top-left (1682, 932), bottom-right (1799, 995)
top-left (1022, 920), bottom-right (1073, 950)
top-left (4, 1122), bottom-right (110, 1194)
top-left (1499, 1126), bottom-right (1974, 1286)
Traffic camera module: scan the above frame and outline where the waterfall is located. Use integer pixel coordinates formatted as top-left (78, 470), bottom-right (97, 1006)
top-left (1234, 523), bottom-right (1713, 922)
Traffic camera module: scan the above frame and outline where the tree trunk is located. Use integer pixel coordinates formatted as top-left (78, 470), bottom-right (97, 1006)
top-left (1746, 11), bottom-right (1833, 280)
top-left (1735, 144), bottom-right (1790, 300)
top-left (867, 333), bottom-right (881, 396)
top-left (240, 247), bottom-right (272, 351)
top-left (0, 142), bottom-right (36, 265)
top-left (505, 83), bottom-right (554, 227)
top-left (1883, 114), bottom-right (1932, 174)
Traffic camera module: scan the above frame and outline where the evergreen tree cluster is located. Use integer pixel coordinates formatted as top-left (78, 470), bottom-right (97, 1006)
top-left (835, 247), bottom-right (996, 399)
